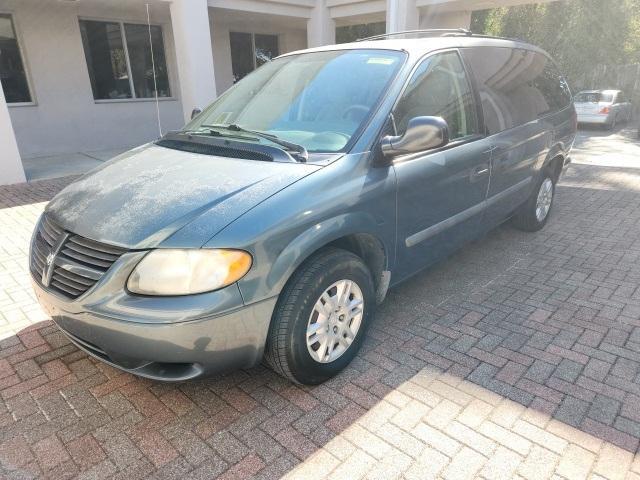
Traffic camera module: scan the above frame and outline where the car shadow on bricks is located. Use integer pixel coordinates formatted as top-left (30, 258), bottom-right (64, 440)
top-left (1, 165), bottom-right (640, 479)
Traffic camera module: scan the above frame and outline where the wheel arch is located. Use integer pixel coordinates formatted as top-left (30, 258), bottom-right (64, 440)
top-left (543, 145), bottom-right (566, 183)
top-left (265, 214), bottom-right (392, 307)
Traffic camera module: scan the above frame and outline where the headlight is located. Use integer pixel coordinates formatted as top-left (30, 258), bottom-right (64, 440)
top-left (127, 249), bottom-right (252, 296)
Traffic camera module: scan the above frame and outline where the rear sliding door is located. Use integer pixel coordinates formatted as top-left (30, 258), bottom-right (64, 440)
top-left (461, 47), bottom-right (568, 227)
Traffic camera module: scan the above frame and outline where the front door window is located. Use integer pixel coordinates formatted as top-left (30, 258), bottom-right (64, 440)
top-left (393, 51), bottom-right (478, 141)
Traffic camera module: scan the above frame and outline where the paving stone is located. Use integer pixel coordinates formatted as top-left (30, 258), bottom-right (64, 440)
top-left (553, 358), bottom-right (583, 383)
top-left (554, 395), bottom-right (589, 427)
top-left (587, 394), bottom-right (621, 426)
top-left (3, 156), bottom-right (640, 477)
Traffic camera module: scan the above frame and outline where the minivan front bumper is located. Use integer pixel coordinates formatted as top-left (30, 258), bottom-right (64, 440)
top-left (33, 280), bottom-right (277, 381)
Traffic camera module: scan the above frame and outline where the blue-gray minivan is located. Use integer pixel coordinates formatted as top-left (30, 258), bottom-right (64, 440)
top-left (30, 31), bottom-right (576, 384)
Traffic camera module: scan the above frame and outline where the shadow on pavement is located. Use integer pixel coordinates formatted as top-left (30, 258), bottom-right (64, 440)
top-left (1, 161), bottom-right (639, 478)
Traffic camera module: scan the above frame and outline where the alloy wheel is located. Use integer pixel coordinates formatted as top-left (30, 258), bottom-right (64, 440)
top-left (535, 178), bottom-right (554, 222)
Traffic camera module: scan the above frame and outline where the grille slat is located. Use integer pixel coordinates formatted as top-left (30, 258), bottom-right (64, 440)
top-left (60, 248), bottom-right (113, 269)
top-left (53, 258), bottom-right (102, 281)
top-left (39, 226), bottom-right (57, 247)
top-left (43, 215), bottom-right (63, 235)
top-left (53, 268), bottom-right (95, 287)
top-left (68, 236), bottom-right (127, 255)
top-left (51, 279), bottom-right (85, 297)
top-left (41, 216), bottom-right (62, 245)
top-left (52, 273), bottom-right (90, 293)
top-left (30, 215), bottom-right (126, 300)
top-left (65, 241), bottom-right (121, 262)
top-left (32, 244), bottom-right (46, 264)
top-left (34, 235), bottom-right (50, 258)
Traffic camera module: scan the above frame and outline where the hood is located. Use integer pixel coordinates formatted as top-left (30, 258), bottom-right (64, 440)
top-left (46, 144), bottom-right (320, 248)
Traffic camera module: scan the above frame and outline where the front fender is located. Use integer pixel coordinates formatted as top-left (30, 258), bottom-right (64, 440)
top-left (204, 154), bottom-right (397, 306)
top-left (264, 212), bottom-right (387, 299)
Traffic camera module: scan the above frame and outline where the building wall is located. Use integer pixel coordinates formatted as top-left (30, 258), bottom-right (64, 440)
top-left (1, 0), bottom-right (184, 158)
top-left (419, 8), bottom-right (471, 29)
top-left (0, 0), bottom-right (308, 159)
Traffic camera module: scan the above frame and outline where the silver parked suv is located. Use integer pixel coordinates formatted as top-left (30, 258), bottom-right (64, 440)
top-left (31, 30), bottom-right (576, 384)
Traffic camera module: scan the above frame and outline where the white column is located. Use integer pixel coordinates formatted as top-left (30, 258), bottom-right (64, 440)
top-left (307, 0), bottom-right (335, 48)
top-left (419, 8), bottom-right (472, 29)
top-left (170, 0), bottom-right (217, 123)
top-left (0, 82), bottom-right (25, 186)
top-left (386, 0), bottom-right (419, 33)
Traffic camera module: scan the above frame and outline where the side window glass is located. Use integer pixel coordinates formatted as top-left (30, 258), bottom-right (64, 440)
top-left (394, 51), bottom-right (478, 141)
top-left (462, 47), bottom-right (571, 135)
top-left (533, 59), bottom-right (572, 114)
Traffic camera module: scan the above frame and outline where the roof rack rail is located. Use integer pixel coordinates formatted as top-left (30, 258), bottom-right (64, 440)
top-left (356, 28), bottom-right (473, 42)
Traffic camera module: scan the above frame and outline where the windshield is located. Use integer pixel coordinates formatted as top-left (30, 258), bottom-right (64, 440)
top-left (184, 49), bottom-right (405, 153)
top-left (574, 92), bottom-right (614, 103)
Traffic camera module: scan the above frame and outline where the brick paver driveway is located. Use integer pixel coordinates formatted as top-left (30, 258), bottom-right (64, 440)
top-left (1, 127), bottom-right (640, 480)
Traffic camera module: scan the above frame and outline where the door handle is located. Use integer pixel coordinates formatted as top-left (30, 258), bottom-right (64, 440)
top-left (471, 164), bottom-right (490, 181)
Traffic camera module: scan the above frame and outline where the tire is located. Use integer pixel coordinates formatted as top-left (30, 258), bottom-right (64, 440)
top-left (511, 168), bottom-right (556, 232)
top-left (264, 248), bottom-right (375, 385)
top-left (607, 115), bottom-right (617, 131)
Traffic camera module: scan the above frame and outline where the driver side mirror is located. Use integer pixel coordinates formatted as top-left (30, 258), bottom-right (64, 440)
top-left (191, 107), bottom-right (202, 120)
top-left (381, 116), bottom-right (449, 158)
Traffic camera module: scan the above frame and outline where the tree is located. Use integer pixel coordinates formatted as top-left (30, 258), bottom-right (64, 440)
top-left (471, 0), bottom-right (640, 88)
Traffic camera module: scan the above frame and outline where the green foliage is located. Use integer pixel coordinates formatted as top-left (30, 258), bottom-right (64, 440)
top-left (471, 0), bottom-right (640, 87)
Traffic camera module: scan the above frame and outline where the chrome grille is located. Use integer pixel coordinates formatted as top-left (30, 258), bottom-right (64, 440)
top-left (30, 215), bottom-right (127, 300)
top-left (30, 214), bottom-right (63, 281)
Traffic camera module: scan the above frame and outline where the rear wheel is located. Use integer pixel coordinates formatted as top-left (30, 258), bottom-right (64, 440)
top-left (511, 169), bottom-right (555, 232)
top-left (264, 248), bottom-right (375, 384)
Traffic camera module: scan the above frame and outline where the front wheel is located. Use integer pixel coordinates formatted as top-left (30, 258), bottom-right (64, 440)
top-left (264, 248), bottom-right (375, 384)
top-left (511, 170), bottom-right (555, 232)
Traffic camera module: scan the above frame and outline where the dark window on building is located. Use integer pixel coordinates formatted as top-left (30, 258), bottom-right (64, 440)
top-left (254, 34), bottom-right (278, 68)
top-left (462, 47), bottom-right (570, 135)
top-left (0, 14), bottom-right (31, 103)
top-left (80, 21), bottom-right (131, 100)
top-left (80, 19), bottom-right (171, 100)
top-left (336, 21), bottom-right (386, 43)
top-left (230, 32), bottom-right (279, 83)
top-left (394, 51), bottom-right (478, 140)
top-left (124, 24), bottom-right (171, 98)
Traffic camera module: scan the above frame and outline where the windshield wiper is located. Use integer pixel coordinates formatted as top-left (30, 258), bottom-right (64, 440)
top-left (180, 128), bottom-right (260, 142)
top-left (202, 124), bottom-right (308, 162)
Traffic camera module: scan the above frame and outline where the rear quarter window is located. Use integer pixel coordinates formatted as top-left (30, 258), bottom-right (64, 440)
top-left (461, 47), bottom-right (571, 135)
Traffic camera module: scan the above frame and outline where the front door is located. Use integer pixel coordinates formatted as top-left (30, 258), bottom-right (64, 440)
top-left (393, 50), bottom-right (491, 280)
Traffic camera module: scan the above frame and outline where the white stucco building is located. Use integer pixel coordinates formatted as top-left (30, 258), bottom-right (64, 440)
top-left (0, 0), bottom-right (551, 185)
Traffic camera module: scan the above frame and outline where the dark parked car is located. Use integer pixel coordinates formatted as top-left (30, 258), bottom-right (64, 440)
top-left (30, 30), bottom-right (576, 385)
